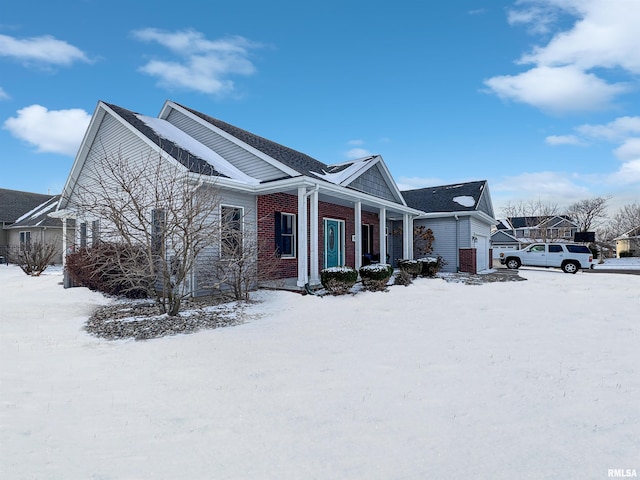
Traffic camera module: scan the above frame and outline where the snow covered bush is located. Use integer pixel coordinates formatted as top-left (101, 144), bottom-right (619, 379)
top-left (397, 259), bottom-right (421, 278)
top-left (359, 263), bottom-right (394, 292)
top-left (320, 266), bottom-right (358, 295)
top-left (418, 256), bottom-right (446, 277)
top-left (394, 269), bottom-right (413, 286)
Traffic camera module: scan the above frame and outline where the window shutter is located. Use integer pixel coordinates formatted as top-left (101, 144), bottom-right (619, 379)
top-left (274, 212), bottom-right (282, 257)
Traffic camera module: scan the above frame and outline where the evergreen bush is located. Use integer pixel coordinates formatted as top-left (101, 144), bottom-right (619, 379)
top-left (417, 256), bottom-right (446, 277)
top-left (320, 266), bottom-right (358, 295)
top-left (359, 263), bottom-right (394, 291)
top-left (397, 259), bottom-right (421, 278)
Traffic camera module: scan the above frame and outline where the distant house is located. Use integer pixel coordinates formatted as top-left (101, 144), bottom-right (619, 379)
top-left (0, 188), bottom-right (74, 264)
top-left (400, 180), bottom-right (496, 273)
top-left (614, 226), bottom-right (640, 257)
top-left (490, 229), bottom-right (521, 259)
top-left (495, 215), bottom-right (579, 244)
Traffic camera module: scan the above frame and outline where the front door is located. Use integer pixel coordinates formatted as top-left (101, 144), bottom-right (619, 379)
top-left (324, 219), bottom-right (344, 268)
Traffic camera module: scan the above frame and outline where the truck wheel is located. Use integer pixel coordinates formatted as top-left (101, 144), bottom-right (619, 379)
top-left (506, 258), bottom-right (521, 269)
top-left (562, 261), bottom-right (579, 274)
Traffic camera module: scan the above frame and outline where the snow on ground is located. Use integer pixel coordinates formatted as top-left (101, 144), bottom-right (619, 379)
top-left (1, 264), bottom-right (638, 479)
top-left (593, 257), bottom-right (640, 269)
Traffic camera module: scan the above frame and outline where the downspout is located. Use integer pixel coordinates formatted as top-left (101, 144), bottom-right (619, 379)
top-left (455, 214), bottom-right (460, 272)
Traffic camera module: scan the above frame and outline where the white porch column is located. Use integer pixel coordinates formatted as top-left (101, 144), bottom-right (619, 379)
top-left (354, 201), bottom-right (362, 271)
top-left (309, 188), bottom-right (319, 285)
top-left (403, 213), bottom-right (413, 260)
top-left (379, 207), bottom-right (386, 264)
top-left (297, 187), bottom-right (308, 287)
top-left (61, 218), bottom-right (68, 268)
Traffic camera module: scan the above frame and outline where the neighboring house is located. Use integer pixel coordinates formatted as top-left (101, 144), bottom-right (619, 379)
top-left (56, 100), bottom-right (424, 293)
top-left (0, 188), bottom-right (74, 264)
top-left (490, 229), bottom-right (521, 259)
top-left (399, 181), bottom-right (496, 273)
top-left (495, 215), bottom-right (579, 244)
top-left (614, 226), bottom-right (640, 257)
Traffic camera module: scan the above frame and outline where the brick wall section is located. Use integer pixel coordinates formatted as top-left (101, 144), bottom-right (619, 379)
top-left (257, 192), bottom-right (380, 279)
top-left (459, 248), bottom-right (477, 274)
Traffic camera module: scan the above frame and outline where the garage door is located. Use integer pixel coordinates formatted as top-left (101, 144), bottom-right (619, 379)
top-left (476, 235), bottom-right (489, 272)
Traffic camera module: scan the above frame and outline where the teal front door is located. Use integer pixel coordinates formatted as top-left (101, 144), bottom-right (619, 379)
top-left (324, 219), bottom-right (344, 268)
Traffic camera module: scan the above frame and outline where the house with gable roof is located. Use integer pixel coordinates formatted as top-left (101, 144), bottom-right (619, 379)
top-left (614, 226), bottom-right (640, 257)
top-left (399, 180), bottom-right (496, 273)
top-left (0, 188), bottom-right (74, 264)
top-left (56, 100), bottom-right (424, 292)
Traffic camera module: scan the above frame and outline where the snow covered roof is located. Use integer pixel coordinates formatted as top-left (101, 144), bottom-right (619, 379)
top-left (136, 115), bottom-right (260, 185)
top-left (9, 195), bottom-right (73, 229)
top-left (106, 103), bottom-right (227, 178)
top-left (401, 180), bottom-right (488, 214)
top-left (0, 188), bottom-right (53, 224)
top-left (175, 103), bottom-right (329, 179)
top-left (310, 156), bottom-right (377, 185)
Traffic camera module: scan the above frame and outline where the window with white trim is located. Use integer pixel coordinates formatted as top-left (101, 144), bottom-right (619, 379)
top-left (275, 212), bottom-right (296, 258)
top-left (221, 205), bottom-right (243, 258)
top-left (19, 231), bottom-right (31, 252)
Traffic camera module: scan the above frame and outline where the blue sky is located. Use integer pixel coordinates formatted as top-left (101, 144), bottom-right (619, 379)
top-left (1, 0), bottom-right (639, 214)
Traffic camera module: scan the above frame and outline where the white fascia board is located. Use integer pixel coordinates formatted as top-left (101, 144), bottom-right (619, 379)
top-left (161, 101), bottom-right (300, 178)
top-left (338, 155), bottom-right (407, 206)
top-left (48, 208), bottom-right (76, 219)
top-left (477, 181), bottom-right (495, 218)
top-left (415, 210), bottom-right (497, 225)
top-left (59, 101), bottom-right (108, 209)
top-left (195, 174), bottom-right (422, 215)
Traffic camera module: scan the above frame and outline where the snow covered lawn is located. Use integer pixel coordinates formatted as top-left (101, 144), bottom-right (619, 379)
top-left (1, 265), bottom-right (638, 479)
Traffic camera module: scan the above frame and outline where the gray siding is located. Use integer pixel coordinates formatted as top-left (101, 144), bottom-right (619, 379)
top-left (348, 164), bottom-right (397, 202)
top-left (470, 216), bottom-right (492, 240)
top-left (477, 190), bottom-right (493, 217)
top-left (414, 217), bottom-right (460, 273)
top-left (166, 109), bottom-right (286, 182)
top-left (193, 188), bottom-right (258, 296)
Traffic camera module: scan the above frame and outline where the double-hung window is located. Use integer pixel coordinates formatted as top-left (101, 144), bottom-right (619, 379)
top-left (221, 206), bottom-right (243, 258)
top-left (275, 212), bottom-right (296, 258)
top-left (19, 231), bottom-right (31, 252)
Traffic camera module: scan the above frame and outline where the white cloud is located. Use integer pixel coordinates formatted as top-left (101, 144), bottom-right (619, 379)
top-left (132, 28), bottom-right (261, 95)
top-left (486, 0), bottom-right (639, 113)
top-left (485, 65), bottom-right (628, 113)
top-left (3, 104), bottom-right (91, 156)
top-left (608, 159), bottom-right (640, 185)
top-left (493, 171), bottom-right (591, 199)
top-left (545, 134), bottom-right (583, 145)
top-left (0, 34), bottom-right (89, 66)
top-left (347, 139), bottom-right (364, 146)
top-left (345, 147), bottom-right (372, 159)
top-left (613, 138), bottom-right (640, 161)
top-left (517, 1), bottom-right (640, 73)
top-left (395, 176), bottom-right (444, 191)
top-left (0, 87), bottom-right (8, 100)
top-left (576, 116), bottom-right (640, 141)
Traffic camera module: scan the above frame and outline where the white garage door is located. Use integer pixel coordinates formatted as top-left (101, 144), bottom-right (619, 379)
top-left (476, 235), bottom-right (489, 272)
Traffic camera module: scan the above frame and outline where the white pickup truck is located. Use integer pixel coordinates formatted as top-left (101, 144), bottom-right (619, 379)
top-left (499, 243), bottom-right (594, 274)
